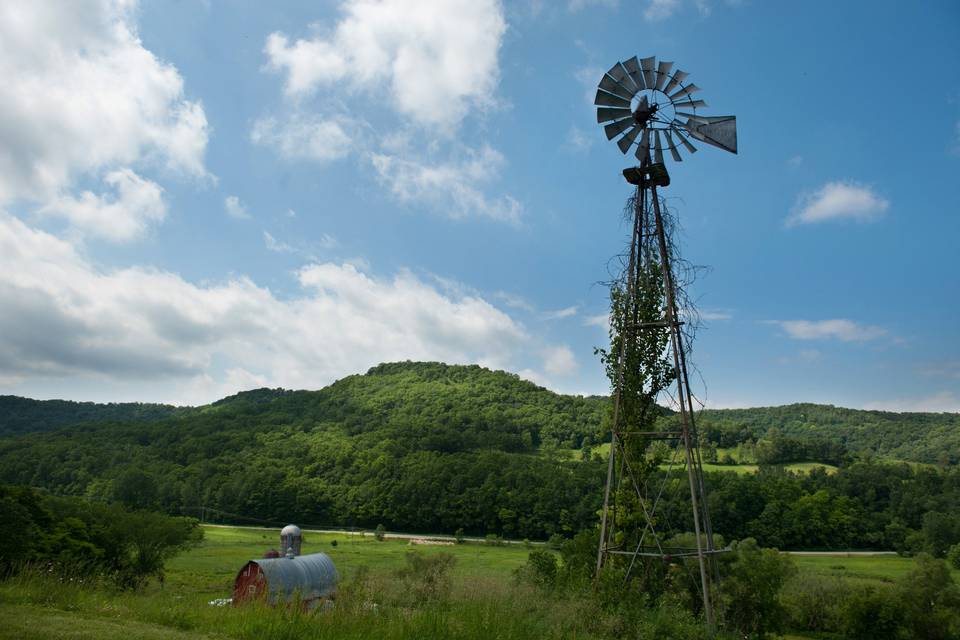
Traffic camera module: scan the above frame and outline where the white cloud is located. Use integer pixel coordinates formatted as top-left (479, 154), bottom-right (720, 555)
top-left (263, 231), bottom-right (294, 253)
top-left (544, 306), bottom-right (578, 320)
top-left (0, 213), bottom-right (535, 403)
top-left (0, 1), bottom-right (209, 204)
top-left (787, 155), bottom-right (804, 167)
top-left (769, 319), bottom-right (887, 342)
top-left (698, 310), bottom-right (733, 321)
top-left (371, 145), bottom-right (522, 224)
top-left (644, 0), bottom-right (681, 21)
top-left (39, 169), bottom-right (166, 242)
top-left (787, 181), bottom-right (889, 226)
top-left (250, 115), bottom-right (354, 162)
top-left (864, 391), bottom-right (960, 414)
top-left (543, 345), bottom-right (578, 376)
top-left (224, 196), bottom-right (251, 220)
top-left (564, 126), bottom-right (593, 152)
top-left (263, 230), bottom-right (337, 256)
top-left (263, 0), bottom-right (506, 131)
top-left (495, 291), bottom-right (535, 312)
top-left (584, 313), bottom-right (610, 330)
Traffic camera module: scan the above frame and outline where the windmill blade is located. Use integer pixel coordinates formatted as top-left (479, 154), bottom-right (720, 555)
top-left (654, 61), bottom-right (674, 91)
top-left (664, 129), bottom-right (683, 162)
top-left (606, 61), bottom-right (637, 92)
top-left (635, 128), bottom-right (651, 161)
top-left (617, 125), bottom-right (643, 154)
top-left (599, 74), bottom-right (636, 101)
top-left (671, 125), bottom-right (698, 154)
top-left (676, 111), bottom-right (708, 123)
top-left (685, 115), bottom-right (737, 154)
top-left (604, 117), bottom-right (636, 140)
top-left (594, 89), bottom-right (632, 109)
top-left (668, 83), bottom-right (701, 101)
top-left (616, 60), bottom-right (640, 93)
top-left (622, 56), bottom-right (645, 90)
top-left (672, 99), bottom-right (707, 110)
top-left (640, 56), bottom-right (657, 91)
top-left (662, 70), bottom-right (689, 97)
top-left (596, 106), bottom-right (633, 123)
top-left (653, 129), bottom-right (664, 164)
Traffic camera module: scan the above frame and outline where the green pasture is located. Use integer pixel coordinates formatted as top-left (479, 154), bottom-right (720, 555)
top-left (2, 523), bottom-right (957, 640)
top-left (165, 525), bottom-right (531, 597)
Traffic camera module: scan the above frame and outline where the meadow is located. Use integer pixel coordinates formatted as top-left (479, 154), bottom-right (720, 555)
top-left (2, 524), bottom-right (954, 640)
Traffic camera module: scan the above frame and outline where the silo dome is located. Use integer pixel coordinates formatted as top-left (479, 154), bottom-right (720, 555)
top-left (280, 524), bottom-right (303, 556)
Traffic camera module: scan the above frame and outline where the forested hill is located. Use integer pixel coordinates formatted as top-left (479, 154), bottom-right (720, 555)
top-left (696, 403), bottom-right (960, 465)
top-left (1, 361), bottom-right (959, 544)
top-left (0, 395), bottom-right (183, 437)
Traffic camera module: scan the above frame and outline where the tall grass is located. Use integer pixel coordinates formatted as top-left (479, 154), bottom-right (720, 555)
top-left (0, 564), bottom-right (722, 640)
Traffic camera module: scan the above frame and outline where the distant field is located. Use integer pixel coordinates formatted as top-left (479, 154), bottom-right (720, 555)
top-left (165, 525), bottom-right (531, 597)
top-left (567, 443), bottom-right (839, 475)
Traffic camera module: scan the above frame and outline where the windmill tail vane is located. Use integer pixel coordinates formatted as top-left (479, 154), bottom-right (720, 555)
top-left (593, 55), bottom-right (738, 632)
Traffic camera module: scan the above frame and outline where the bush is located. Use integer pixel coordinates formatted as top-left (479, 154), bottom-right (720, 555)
top-left (454, 527), bottom-right (465, 544)
top-left (838, 584), bottom-right (905, 640)
top-left (516, 550), bottom-right (558, 588)
top-left (330, 539), bottom-right (338, 547)
top-left (780, 572), bottom-right (846, 632)
top-left (718, 538), bottom-right (795, 639)
top-left (897, 553), bottom-right (960, 640)
top-left (374, 524), bottom-right (386, 542)
top-left (547, 533), bottom-right (566, 550)
top-left (485, 533), bottom-right (504, 546)
top-left (394, 550), bottom-right (456, 605)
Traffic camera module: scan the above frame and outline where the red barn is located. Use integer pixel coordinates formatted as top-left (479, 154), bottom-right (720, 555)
top-left (233, 551), bottom-right (337, 608)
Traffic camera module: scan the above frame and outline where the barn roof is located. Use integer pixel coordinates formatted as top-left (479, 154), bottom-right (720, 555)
top-left (254, 552), bottom-right (337, 602)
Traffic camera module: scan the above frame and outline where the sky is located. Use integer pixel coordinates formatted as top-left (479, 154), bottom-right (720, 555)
top-left (1, 0), bottom-right (958, 411)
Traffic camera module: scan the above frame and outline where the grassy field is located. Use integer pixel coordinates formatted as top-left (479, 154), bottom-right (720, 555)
top-left (1, 524), bottom-right (955, 640)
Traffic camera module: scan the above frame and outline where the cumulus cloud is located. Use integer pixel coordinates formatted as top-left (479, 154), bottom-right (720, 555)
top-left (224, 196), bottom-right (250, 220)
top-left (39, 169), bottom-right (166, 242)
top-left (769, 319), bottom-right (887, 342)
top-left (0, 213), bottom-right (531, 403)
top-left (787, 181), bottom-right (889, 226)
top-left (250, 115), bottom-right (354, 162)
top-left (0, 1), bottom-right (209, 205)
top-left (543, 345), bottom-right (578, 376)
top-left (371, 145), bottom-right (522, 224)
top-left (263, 0), bottom-right (506, 130)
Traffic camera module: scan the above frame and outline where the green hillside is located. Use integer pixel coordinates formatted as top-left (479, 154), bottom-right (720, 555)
top-left (1, 362), bottom-right (958, 550)
top-left (0, 395), bottom-right (183, 437)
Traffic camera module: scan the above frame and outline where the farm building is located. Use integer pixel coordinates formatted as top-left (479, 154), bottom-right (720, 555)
top-left (232, 524), bottom-right (337, 608)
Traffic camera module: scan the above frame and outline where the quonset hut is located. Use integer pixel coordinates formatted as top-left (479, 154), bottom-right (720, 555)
top-left (233, 525), bottom-right (337, 608)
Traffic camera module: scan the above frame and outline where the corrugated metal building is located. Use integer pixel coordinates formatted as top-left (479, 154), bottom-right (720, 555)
top-left (233, 551), bottom-right (338, 607)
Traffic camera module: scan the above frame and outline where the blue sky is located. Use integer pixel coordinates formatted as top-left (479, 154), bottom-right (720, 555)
top-left (1, 0), bottom-right (958, 410)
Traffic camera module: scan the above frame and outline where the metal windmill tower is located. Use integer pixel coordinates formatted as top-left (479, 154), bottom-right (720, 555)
top-left (592, 55), bottom-right (737, 628)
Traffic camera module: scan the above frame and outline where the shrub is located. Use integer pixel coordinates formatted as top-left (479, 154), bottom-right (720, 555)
top-left (547, 533), bottom-right (565, 550)
top-left (897, 553), bottom-right (960, 640)
top-left (838, 584), bottom-right (905, 640)
top-left (454, 527), bottom-right (465, 544)
top-left (516, 550), bottom-right (558, 588)
top-left (394, 550), bottom-right (456, 605)
top-left (374, 524), bottom-right (386, 542)
top-left (485, 533), bottom-right (504, 546)
top-left (330, 539), bottom-right (338, 547)
top-left (718, 538), bottom-right (795, 639)
top-left (780, 572), bottom-right (846, 632)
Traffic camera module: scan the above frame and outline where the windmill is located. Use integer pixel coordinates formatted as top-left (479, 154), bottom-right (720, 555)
top-left (593, 55), bottom-right (737, 629)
